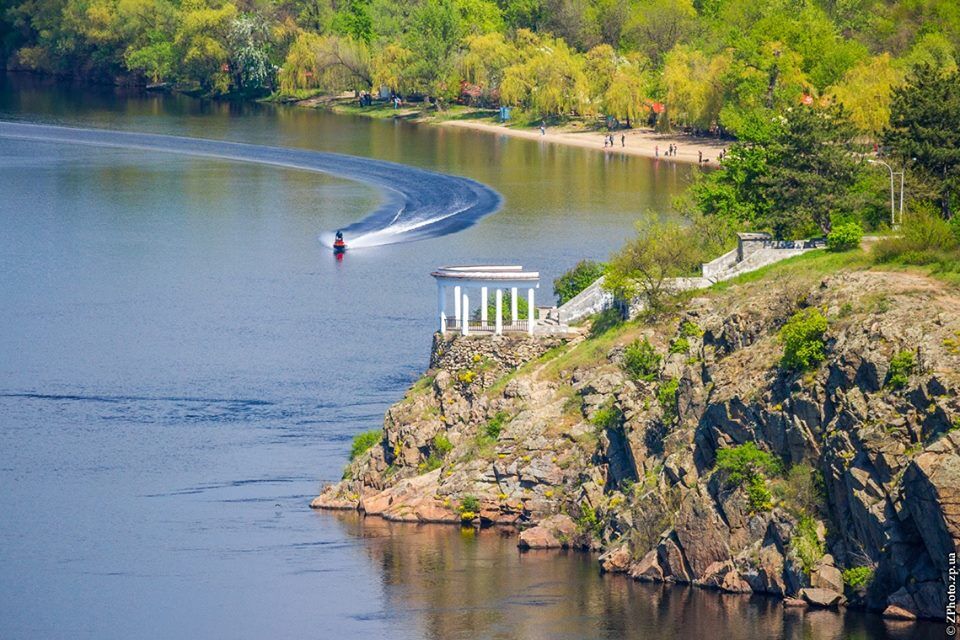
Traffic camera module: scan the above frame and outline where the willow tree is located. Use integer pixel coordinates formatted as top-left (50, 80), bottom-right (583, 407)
top-left (501, 33), bottom-right (589, 117)
top-left (460, 31), bottom-right (516, 101)
top-left (279, 32), bottom-right (371, 95)
top-left (372, 43), bottom-right (416, 96)
top-left (174, 0), bottom-right (238, 92)
top-left (830, 54), bottom-right (900, 137)
top-left (661, 44), bottom-right (728, 131)
top-left (604, 56), bottom-right (650, 126)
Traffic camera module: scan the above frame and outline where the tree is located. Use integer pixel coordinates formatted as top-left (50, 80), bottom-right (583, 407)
top-left (227, 13), bottom-right (274, 92)
top-left (280, 32), bottom-right (371, 95)
top-left (174, 0), bottom-right (237, 92)
top-left (621, 0), bottom-right (696, 66)
top-left (662, 44), bottom-right (728, 131)
top-left (883, 64), bottom-right (960, 220)
top-left (501, 32), bottom-right (588, 116)
top-left (460, 31), bottom-right (516, 102)
top-left (604, 58), bottom-right (650, 126)
top-left (603, 215), bottom-right (733, 310)
top-left (830, 54), bottom-right (901, 137)
top-left (759, 104), bottom-right (862, 236)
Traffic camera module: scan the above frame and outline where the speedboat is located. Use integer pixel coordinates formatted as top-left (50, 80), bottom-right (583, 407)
top-left (333, 231), bottom-right (347, 254)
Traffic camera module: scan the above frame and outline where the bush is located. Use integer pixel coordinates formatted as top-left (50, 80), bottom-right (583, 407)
top-left (657, 377), bottom-right (680, 421)
top-left (623, 338), bottom-right (661, 381)
top-left (779, 308), bottom-right (828, 371)
top-left (746, 476), bottom-right (773, 512)
top-left (873, 209), bottom-right (960, 269)
top-left (433, 433), bottom-right (453, 455)
top-left (349, 430), bottom-right (381, 461)
top-left (715, 442), bottom-right (782, 483)
top-left (484, 411), bottom-right (509, 439)
top-left (679, 320), bottom-right (704, 338)
top-left (826, 221), bottom-right (863, 252)
top-left (591, 404), bottom-right (622, 430)
top-left (886, 349), bottom-right (916, 389)
top-left (554, 260), bottom-right (606, 305)
top-left (669, 337), bottom-right (690, 354)
top-left (842, 566), bottom-right (874, 589)
top-left (791, 515), bottom-right (825, 575)
top-left (458, 495), bottom-right (480, 520)
top-left (774, 464), bottom-right (825, 517)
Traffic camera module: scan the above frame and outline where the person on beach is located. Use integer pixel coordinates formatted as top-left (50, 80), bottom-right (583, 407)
top-left (621, 134), bottom-right (625, 147)
top-left (655, 144), bottom-right (659, 158)
top-left (698, 150), bottom-right (703, 163)
top-left (603, 135), bottom-right (608, 148)
top-left (540, 122), bottom-right (546, 136)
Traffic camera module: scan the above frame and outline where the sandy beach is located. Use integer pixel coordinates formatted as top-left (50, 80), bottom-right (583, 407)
top-left (295, 95), bottom-right (728, 167)
top-left (441, 119), bottom-right (728, 167)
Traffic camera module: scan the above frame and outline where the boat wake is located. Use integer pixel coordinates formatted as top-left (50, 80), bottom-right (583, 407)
top-left (0, 121), bottom-right (502, 248)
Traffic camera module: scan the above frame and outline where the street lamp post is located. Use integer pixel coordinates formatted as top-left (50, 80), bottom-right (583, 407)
top-left (867, 158), bottom-right (902, 227)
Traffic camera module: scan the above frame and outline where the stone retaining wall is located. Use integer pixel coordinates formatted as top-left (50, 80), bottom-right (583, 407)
top-left (430, 332), bottom-right (570, 373)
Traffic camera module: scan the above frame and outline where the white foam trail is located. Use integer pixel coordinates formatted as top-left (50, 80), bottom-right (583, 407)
top-left (0, 121), bottom-right (503, 249)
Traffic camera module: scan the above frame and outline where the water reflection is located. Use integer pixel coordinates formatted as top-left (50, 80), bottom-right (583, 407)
top-left (329, 513), bottom-right (942, 640)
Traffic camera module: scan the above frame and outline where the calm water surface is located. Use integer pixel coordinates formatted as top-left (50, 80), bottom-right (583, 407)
top-left (0, 74), bottom-right (940, 639)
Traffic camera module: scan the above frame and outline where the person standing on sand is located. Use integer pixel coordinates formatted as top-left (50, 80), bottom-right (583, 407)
top-left (621, 134), bottom-right (625, 147)
top-left (698, 150), bottom-right (703, 163)
top-left (603, 136), bottom-right (608, 148)
top-left (540, 122), bottom-right (545, 136)
top-left (655, 144), bottom-right (659, 158)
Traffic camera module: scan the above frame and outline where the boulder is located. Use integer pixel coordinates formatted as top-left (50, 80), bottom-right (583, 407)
top-left (811, 561), bottom-right (844, 594)
top-left (600, 545), bottom-right (632, 573)
top-left (629, 549), bottom-right (664, 582)
top-left (800, 588), bottom-right (845, 608)
top-left (882, 605), bottom-right (917, 620)
top-left (517, 514), bottom-right (577, 550)
top-left (783, 597), bottom-right (807, 608)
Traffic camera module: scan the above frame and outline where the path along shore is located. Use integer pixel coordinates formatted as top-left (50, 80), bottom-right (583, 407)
top-left (294, 96), bottom-right (728, 167)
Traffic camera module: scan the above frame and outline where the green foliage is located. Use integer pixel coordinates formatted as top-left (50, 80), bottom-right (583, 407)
top-left (657, 377), bottom-right (679, 422)
top-left (886, 350), bottom-right (916, 389)
top-left (458, 494), bottom-right (480, 520)
top-left (746, 475), bottom-right (773, 513)
top-left (884, 64), bottom-right (960, 221)
top-left (349, 429), bottom-right (381, 460)
top-left (773, 464), bottom-right (825, 517)
top-left (872, 208), bottom-right (960, 272)
top-left (622, 338), bottom-right (661, 382)
top-left (577, 502), bottom-right (603, 538)
top-left (827, 221), bottom-right (863, 252)
top-left (791, 515), bottom-right (825, 575)
top-left (433, 432), bottom-right (453, 456)
top-left (668, 337), bottom-right (690, 354)
top-left (591, 402), bottom-right (622, 430)
top-left (779, 308), bottom-right (828, 371)
top-left (604, 215), bottom-right (736, 310)
top-left (842, 566), bottom-right (874, 589)
top-left (679, 321), bottom-right (703, 338)
top-left (484, 411), bottom-right (509, 439)
top-left (695, 105), bottom-right (864, 238)
top-left (554, 260), bottom-right (606, 305)
top-left (714, 442), bottom-right (782, 486)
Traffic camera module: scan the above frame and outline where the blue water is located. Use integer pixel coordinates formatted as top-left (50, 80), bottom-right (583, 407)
top-left (0, 75), bottom-right (939, 639)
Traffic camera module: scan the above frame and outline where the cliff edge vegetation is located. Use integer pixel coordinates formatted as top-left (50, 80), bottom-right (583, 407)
top-left (315, 248), bottom-right (960, 622)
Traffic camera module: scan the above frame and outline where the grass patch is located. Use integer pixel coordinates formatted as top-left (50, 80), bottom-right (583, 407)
top-left (349, 430), bottom-right (381, 461)
top-left (791, 515), bottom-right (825, 575)
top-left (842, 566), bottom-right (874, 589)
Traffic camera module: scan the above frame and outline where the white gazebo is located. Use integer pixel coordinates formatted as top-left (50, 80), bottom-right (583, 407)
top-left (431, 265), bottom-right (540, 335)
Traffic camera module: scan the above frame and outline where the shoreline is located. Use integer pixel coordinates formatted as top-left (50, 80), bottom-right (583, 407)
top-left (294, 96), bottom-right (728, 167)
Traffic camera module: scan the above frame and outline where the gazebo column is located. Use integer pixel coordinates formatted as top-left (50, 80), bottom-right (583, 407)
top-left (527, 287), bottom-right (536, 335)
top-left (461, 291), bottom-right (470, 336)
top-left (454, 285), bottom-right (462, 329)
top-left (480, 286), bottom-right (488, 329)
top-left (495, 289), bottom-right (503, 335)
top-left (511, 287), bottom-right (518, 327)
top-left (437, 283), bottom-right (446, 333)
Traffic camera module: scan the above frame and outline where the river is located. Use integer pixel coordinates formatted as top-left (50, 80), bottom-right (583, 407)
top-left (0, 73), bottom-right (938, 639)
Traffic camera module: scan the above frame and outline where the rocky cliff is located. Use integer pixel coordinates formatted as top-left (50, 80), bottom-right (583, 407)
top-left (314, 266), bottom-right (960, 622)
